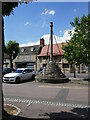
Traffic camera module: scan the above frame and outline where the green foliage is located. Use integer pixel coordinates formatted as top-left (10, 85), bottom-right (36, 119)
top-left (2, 2), bottom-right (28, 16)
top-left (2, 2), bottom-right (18, 16)
top-left (63, 14), bottom-right (90, 66)
top-left (6, 40), bottom-right (19, 60)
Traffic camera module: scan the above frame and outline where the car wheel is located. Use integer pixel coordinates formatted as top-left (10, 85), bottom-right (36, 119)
top-left (32, 75), bottom-right (35, 80)
top-left (15, 77), bottom-right (20, 83)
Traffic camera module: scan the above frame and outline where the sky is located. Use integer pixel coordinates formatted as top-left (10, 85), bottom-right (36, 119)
top-left (4, 2), bottom-right (88, 47)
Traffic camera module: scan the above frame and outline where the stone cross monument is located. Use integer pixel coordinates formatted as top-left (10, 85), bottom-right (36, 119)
top-left (38, 22), bottom-right (69, 83)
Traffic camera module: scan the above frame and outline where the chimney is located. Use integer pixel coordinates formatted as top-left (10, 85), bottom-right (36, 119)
top-left (40, 38), bottom-right (44, 46)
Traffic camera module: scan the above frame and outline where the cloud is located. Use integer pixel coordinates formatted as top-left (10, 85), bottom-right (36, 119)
top-left (41, 8), bottom-right (55, 16)
top-left (41, 21), bottom-right (48, 28)
top-left (59, 30), bottom-right (62, 33)
top-left (20, 29), bottom-right (74, 47)
top-left (73, 8), bottom-right (79, 12)
top-left (41, 8), bottom-right (48, 15)
top-left (49, 10), bottom-right (55, 15)
top-left (20, 41), bottom-right (40, 47)
top-left (41, 29), bottom-right (74, 45)
top-left (24, 22), bottom-right (31, 26)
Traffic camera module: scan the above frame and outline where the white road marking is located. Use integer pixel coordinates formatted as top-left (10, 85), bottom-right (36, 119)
top-left (4, 97), bottom-right (90, 108)
top-left (26, 102), bottom-right (32, 106)
top-left (38, 85), bottom-right (88, 89)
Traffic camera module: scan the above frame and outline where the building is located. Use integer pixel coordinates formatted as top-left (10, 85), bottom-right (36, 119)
top-left (13, 38), bottom-right (44, 70)
top-left (3, 53), bottom-right (10, 68)
top-left (38, 42), bottom-right (89, 73)
top-left (37, 42), bottom-right (70, 72)
top-left (5, 37), bottom-right (88, 73)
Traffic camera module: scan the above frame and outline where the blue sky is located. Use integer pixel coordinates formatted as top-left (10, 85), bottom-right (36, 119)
top-left (4, 2), bottom-right (88, 46)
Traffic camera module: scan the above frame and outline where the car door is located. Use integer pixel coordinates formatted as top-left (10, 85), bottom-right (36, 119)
top-left (21, 69), bottom-right (28, 81)
top-left (26, 69), bottom-right (33, 80)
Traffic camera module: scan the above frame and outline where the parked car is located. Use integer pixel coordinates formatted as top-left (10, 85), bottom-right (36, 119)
top-left (3, 68), bottom-right (35, 83)
top-left (3, 68), bottom-right (16, 76)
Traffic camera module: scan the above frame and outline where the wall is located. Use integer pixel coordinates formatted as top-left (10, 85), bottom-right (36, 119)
top-left (3, 59), bottom-right (10, 68)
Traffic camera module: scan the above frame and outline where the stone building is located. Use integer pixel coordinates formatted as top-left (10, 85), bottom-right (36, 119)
top-left (37, 42), bottom-right (70, 72)
top-left (4, 38), bottom-right (89, 73)
top-left (3, 53), bottom-right (10, 68)
top-left (13, 38), bottom-right (44, 70)
top-left (38, 42), bottom-right (89, 73)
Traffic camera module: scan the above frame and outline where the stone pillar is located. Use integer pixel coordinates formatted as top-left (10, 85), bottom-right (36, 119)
top-left (50, 22), bottom-right (53, 62)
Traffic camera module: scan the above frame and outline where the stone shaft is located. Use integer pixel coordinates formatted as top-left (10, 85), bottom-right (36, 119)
top-left (50, 22), bottom-right (53, 62)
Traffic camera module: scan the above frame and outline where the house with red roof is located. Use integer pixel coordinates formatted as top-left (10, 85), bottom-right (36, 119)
top-left (37, 40), bottom-right (88, 73)
top-left (37, 42), bottom-right (70, 72)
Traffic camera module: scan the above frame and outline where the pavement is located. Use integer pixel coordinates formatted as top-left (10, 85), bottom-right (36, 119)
top-left (2, 103), bottom-right (89, 120)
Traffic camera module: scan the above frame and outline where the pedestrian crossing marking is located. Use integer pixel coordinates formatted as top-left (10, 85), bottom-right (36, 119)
top-left (4, 97), bottom-right (90, 108)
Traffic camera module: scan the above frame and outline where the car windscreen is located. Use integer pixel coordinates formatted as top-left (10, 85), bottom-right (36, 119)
top-left (15, 70), bottom-right (23, 73)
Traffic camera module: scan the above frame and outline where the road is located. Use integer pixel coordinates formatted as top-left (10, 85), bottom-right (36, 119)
top-left (3, 80), bottom-right (89, 119)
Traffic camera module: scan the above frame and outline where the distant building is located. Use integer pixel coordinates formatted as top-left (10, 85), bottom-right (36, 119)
top-left (37, 42), bottom-right (70, 72)
top-left (5, 37), bottom-right (88, 73)
top-left (13, 38), bottom-right (44, 70)
top-left (37, 42), bottom-right (88, 73)
top-left (3, 53), bottom-right (10, 68)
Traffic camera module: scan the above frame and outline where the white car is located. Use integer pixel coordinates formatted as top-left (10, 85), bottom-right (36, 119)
top-left (3, 68), bottom-right (35, 83)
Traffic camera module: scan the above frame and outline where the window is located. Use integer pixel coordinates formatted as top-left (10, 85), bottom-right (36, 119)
top-left (23, 56), bottom-right (26, 61)
top-left (43, 56), bottom-right (47, 59)
top-left (30, 55), bottom-right (32, 61)
top-left (54, 57), bottom-right (57, 62)
top-left (5, 64), bottom-right (8, 68)
top-left (82, 64), bottom-right (86, 73)
top-left (24, 69), bottom-right (33, 73)
top-left (30, 47), bottom-right (35, 51)
top-left (21, 48), bottom-right (26, 52)
top-left (30, 47), bottom-right (34, 51)
top-left (43, 64), bottom-right (47, 67)
top-left (17, 56), bottom-right (20, 61)
top-left (4, 59), bottom-right (6, 63)
top-left (21, 48), bottom-right (24, 52)
top-left (26, 63), bottom-right (34, 70)
top-left (62, 63), bottom-right (69, 68)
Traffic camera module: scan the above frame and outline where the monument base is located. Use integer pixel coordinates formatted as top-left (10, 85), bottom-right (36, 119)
top-left (38, 61), bottom-right (69, 83)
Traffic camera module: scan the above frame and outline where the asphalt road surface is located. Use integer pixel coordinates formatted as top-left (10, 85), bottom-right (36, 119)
top-left (3, 80), bottom-right (89, 119)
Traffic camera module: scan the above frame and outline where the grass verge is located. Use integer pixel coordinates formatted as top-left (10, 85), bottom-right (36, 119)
top-left (4, 104), bottom-right (18, 115)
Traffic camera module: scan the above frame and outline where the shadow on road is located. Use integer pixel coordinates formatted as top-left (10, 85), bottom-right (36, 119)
top-left (43, 108), bottom-right (88, 119)
top-left (3, 108), bottom-right (89, 120)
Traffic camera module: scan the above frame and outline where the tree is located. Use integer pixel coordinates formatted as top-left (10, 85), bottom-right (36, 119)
top-left (63, 14), bottom-right (90, 77)
top-left (2, 2), bottom-right (28, 61)
top-left (2, 3), bottom-right (19, 61)
top-left (6, 40), bottom-right (19, 68)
